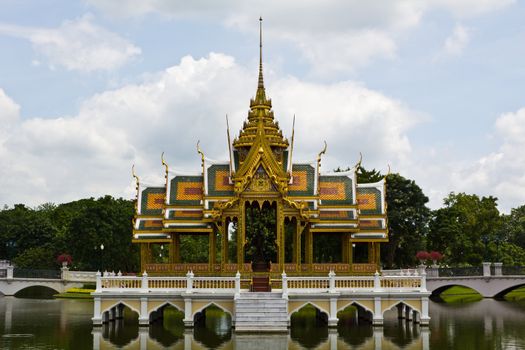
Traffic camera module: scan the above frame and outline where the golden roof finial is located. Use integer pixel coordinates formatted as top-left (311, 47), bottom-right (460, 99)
top-left (131, 164), bottom-right (140, 192)
top-left (161, 152), bottom-right (168, 173)
top-left (254, 17), bottom-right (266, 104)
top-left (355, 152), bottom-right (363, 169)
top-left (196, 140), bottom-right (205, 164)
top-left (317, 141), bottom-right (327, 162)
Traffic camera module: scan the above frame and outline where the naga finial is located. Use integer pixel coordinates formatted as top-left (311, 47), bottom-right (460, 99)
top-left (317, 141), bottom-right (327, 162)
top-left (161, 152), bottom-right (169, 173)
top-left (355, 152), bottom-right (363, 169)
top-left (131, 164), bottom-right (140, 192)
top-left (196, 140), bottom-right (205, 164)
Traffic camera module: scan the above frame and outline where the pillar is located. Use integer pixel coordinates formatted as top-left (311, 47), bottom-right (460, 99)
top-left (342, 234), bottom-right (348, 263)
top-left (138, 298), bottom-right (149, 326)
top-left (237, 203), bottom-right (245, 270)
top-left (373, 328), bottom-right (383, 350)
top-left (140, 244), bottom-right (148, 272)
top-left (397, 303), bottom-right (405, 319)
top-left (375, 243), bottom-right (381, 266)
top-left (305, 228), bottom-right (313, 265)
top-left (405, 306), bottom-right (413, 321)
top-left (420, 297), bottom-right (430, 326)
top-left (373, 297), bottom-right (383, 326)
top-left (209, 230), bottom-right (216, 269)
top-left (368, 243), bottom-right (374, 264)
top-left (173, 234), bottom-right (181, 263)
top-left (92, 297), bottom-right (102, 326)
top-left (482, 262), bottom-right (491, 277)
top-left (221, 219), bottom-right (228, 267)
top-left (277, 202), bottom-right (285, 272)
top-left (328, 298), bottom-right (338, 327)
top-left (493, 262), bottom-right (503, 276)
top-left (292, 219), bottom-right (298, 264)
top-left (138, 327), bottom-right (148, 349)
top-left (412, 310), bottom-right (420, 323)
top-left (92, 328), bottom-right (102, 350)
top-left (183, 298), bottom-right (194, 327)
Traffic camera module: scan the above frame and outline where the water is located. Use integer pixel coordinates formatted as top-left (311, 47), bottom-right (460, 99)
top-left (1, 296), bottom-right (525, 349)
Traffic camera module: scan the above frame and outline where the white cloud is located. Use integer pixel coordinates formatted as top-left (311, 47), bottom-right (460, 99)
top-left (0, 53), bottom-right (421, 206)
top-left (0, 15), bottom-right (141, 72)
top-left (410, 108), bottom-right (525, 212)
top-left (87, 0), bottom-right (515, 74)
top-left (443, 24), bottom-right (471, 56)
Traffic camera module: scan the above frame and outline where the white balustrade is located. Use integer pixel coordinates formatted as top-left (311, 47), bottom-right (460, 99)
top-left (94, 271), bottom-right (427, 294)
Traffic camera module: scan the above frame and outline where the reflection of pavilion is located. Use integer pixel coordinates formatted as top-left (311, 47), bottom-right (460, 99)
top-left (91, 324), bottom-right (430, 350)
top-left (132, 19), bottom-right (387, 277)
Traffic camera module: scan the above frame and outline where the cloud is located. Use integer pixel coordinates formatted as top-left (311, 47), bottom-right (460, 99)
top-left (87, 0), bottom-right (515, 74)
top-left (0, 53), bottom-right (421, 206)
top-left (442, 24), bottom-right (471, 56)
top-left (0, 15), bottom-right (141, 72)
top-left (413, 107), bottom-right (525, 212)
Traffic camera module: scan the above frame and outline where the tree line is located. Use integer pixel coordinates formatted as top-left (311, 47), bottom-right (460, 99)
top-left (1, 170), bottom-right (525, 271)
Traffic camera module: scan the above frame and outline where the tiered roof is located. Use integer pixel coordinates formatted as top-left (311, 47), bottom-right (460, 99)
top-left (132, 19), bottom-right (387, 243)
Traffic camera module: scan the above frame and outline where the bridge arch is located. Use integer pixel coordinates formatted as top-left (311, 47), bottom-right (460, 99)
top-left (191, 301), bottom-right (233, 321)
top-left (100, 300), bottom-right (140, 317)
top-left (493, 283), bottom-right (525, 300)
top-left (148, 301), bottom-right (184, 316)
top-left (13, 285), bottom-right (60, 297)
top-left (289, 301), bottom-right (330, 319)
top-left (337, 300), bottom-right (374, 316)
top-left (382, 300), bottom-right (421, 317)
top-left (430, 284), bottom-right (482, 298)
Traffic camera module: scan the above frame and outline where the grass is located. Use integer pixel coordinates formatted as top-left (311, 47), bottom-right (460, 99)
top-left (504, 286), bottom-right (525, 302)
top-left (54, 287), bottom-right (95, 299)
top-left (439, 286), bottom-right (483, 303)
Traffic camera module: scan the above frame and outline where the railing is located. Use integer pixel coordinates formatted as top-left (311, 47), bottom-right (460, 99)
top-left (13, 268), bottom-right (61, 279)
top-left (381, 269), bottom-right (420, 276)
top-left (502, 266), bottom-right (525, 275)
top-left (438, 266), bottom-right (483, 277)
top-left (283, 271), bottom-right (425, 295)
top-left (94, 270), bottom-right (427, 295)
top-left (62, 269), bottom-right (97, 282)
top-left (96, 271), bottom-right (241, 294)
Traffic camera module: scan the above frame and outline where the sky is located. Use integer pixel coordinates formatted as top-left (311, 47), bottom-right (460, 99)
top-left (0, 0), bottom-right (524, 212)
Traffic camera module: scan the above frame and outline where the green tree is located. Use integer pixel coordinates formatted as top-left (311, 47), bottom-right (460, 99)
top-left (13, 247), bottom-right (55, 269)
top-left (0, 204), bottom-right (58, 266)
top-left (428, 192), bottom-right (502, 266)
top-left (67, 196), bottom-right (138, 272)
top-left (244, 203), bottom-right (277, 264)
top-left (383, 173), bottom-right (430, 268)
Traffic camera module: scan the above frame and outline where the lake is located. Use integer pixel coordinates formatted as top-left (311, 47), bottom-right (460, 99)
top-left (1, 296), bottom-right (525, 349)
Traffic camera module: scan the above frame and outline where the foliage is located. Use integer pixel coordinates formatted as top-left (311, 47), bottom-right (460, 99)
top-left (428, 192), bottom-right (502, 266)
top-left (0, 196), bottom-right (138, 272)
top-left (383, 173), bottom-right (431, 268)
top-left (13, 247), bottom-right (55, 269)
top-left (67, 196), bottom-right (138, 272)
top-left (244, 203), bottom-right (277, 263)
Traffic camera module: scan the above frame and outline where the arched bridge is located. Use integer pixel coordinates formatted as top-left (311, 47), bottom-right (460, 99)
top-left (0, 266), bottom-right (96, 296)
top-left (423, 263), bottom-right (525, 298)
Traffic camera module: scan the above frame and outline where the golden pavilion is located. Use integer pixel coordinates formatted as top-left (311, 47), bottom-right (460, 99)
top-left (132, 20), bottom-right (388, 276)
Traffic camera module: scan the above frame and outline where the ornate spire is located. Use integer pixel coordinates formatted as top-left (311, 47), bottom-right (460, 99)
top-left (232, 18), bottom-right (288, 151)
top-left (254, 17), bottom-right (267, 105)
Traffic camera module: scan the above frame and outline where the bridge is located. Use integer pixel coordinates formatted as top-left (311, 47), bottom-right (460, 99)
top-left (385, 263), bottom-right (525, 298)
top-left (0, 265), bottom-right (97, 296)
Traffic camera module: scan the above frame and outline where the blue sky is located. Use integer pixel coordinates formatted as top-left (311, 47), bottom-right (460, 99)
top-left (0, 0), bottom-right (524, 211)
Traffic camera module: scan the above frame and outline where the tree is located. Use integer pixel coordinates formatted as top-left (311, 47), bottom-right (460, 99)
top-left (67, 196), bottom-right (138, 272)
top-left (428, 192), bottom-right (502, 266)
top-left (0, 204), bottom-right (59, 266)
top-left (382, 173), bottom-right (430, 268)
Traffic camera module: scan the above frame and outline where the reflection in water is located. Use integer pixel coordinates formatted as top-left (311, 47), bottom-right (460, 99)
top-left (2, 296), bottom-right (525, 349)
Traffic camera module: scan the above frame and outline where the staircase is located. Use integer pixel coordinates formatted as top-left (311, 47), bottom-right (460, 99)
top-left (234, 292), bottom-right (289, 332)
top-left (251, 276), bottom-right (271, 292)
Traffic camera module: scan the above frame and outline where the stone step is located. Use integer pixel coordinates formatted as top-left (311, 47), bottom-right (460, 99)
top-left (235, 315), bottom-right (288, 324)
top-left (236, 308), bottom-right (286, 313)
